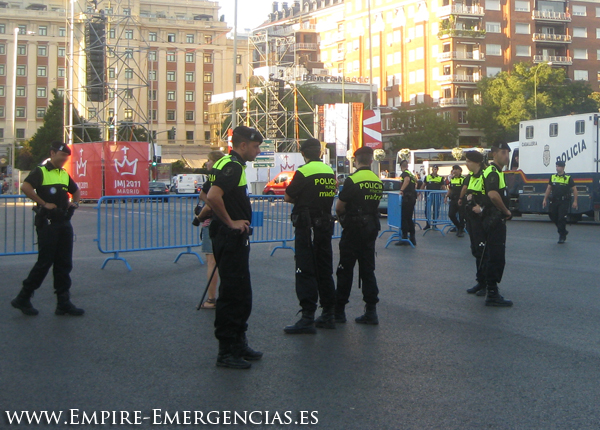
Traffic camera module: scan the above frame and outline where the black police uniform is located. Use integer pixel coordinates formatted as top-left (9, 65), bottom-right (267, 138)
top-left (548, 173), bottom-right (574, 239)
top-left (335, 166), bottom-right (382, 323)
top-left (400, 169), bottom-right (417, 242)
top-left (285, 159), bottom-right (336, 323)
top-left (19, 161), bottom-right (80, 312)
top-left (463, 171), bottom-right (487, 293)
top-left (208, 151), bottom-right (255, 354)
top-left (424, 173), bottom-right (444, 226)
top-left (448, 174), bottom-right (465, 232)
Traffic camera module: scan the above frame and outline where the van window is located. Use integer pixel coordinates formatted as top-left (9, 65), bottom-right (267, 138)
top-left (525, 126), bottom-right (534, 139)
top-left (549, 123), bottom-right (558, 137)
top-left (575, 120), bottom-right (585, 135)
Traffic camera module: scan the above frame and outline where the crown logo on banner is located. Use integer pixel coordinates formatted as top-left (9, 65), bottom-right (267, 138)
top-left (76, 148), bottom-right (88, 177)
top-left (114, 145), bottom-right (138, 176)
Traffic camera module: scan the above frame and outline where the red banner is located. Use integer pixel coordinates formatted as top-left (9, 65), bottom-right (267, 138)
top-left (103, 142), bottom-right (149, 196)
top-left (71, 142), bottom-right (104, 199)
top-left (350, 103), bottom-right (364, 154)
top-left (363, 109), bottom-right (383, 149)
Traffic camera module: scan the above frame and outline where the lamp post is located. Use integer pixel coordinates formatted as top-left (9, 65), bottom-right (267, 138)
top-left (534, 61), bottom-right (552, 119)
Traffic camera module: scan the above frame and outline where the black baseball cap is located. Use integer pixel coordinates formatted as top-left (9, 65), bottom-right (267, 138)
top-left (491, 140), bottom-right (511, 152)
top-left (233, 126), bottom-right (263, 144)
top-left (354, 146), bottom-right (374, 158)
top-left (465, 151), bottom-right (484, 163)
top-left (556, 160), bottom-right (566, 167)
top-left (300, 138), bottom-right (321, 152)
top-left (50, 141), bottom-right (71, 155)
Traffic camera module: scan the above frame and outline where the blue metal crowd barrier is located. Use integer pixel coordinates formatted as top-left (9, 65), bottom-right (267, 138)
top-left (0, 195), bottom-right (37, 257)
top-left (415, 190), bottom-right (453, 236)
top-left (248, 195), bottom-right (295, 255)
top-left (379, 193), bottom-right (414, 248)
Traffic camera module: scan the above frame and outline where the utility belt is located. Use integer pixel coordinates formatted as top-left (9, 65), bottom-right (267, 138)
top-left (339, 212), bottom-right (380, 230)
top-left (209, 218), bottom-right (253, 239)
top-left (291, 209), bottom-right (334, 231)
top-left (33, 205), bottom-right (74, 228)
top-left (551, 195), bottom-right (570, 202)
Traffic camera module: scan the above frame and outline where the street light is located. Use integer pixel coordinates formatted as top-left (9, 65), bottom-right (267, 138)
top-left (534, 61), bottom-right (552, 119)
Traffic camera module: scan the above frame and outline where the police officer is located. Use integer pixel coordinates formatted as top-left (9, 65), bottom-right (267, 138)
top-left (542, 160), bottom-right (578, 244)
top-left (445, 165), bottom-right (465, 237)
top-left (334, 146), bottom-right (383, 325)
top-left (462, 151), bottom-right (487, 296)
top-left (206, 126), bottom-right (263, 369)
top-left (421, 164), bottom-right (445, 230)
top-left (397, 159), bottom-right (418, 246)
top-left (480, 142), bottom-right (513, 307)
top-left (284, 138), bottom-right (336, 334)
top-left (11, 141), bottom-right (83, 316)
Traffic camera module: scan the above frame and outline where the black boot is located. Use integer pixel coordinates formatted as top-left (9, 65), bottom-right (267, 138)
top-left (55, 293), bottom-right (85, 316)
top-left (216, 342), bottom-right (252, 369)
top-left (11, 288), bottom-right (39, 316)
top-left (238, 334), bottom-right (263, 361)
top-left (284, 310), bottom-right (317, 334)
top-left (315, 306), bottom-right (336, 329)
top-left (558, 234), bottom-right (566, 244)
top-left (334, 304), bottom-right (346, 323)
top-left (355, 304), bottom-right (379, 325)
top-left (409, 234), bottom-right (417, 246)
top-left (457, 228), bottom-right (465, 237)
top-left (466, 282), bottom-right (485, 295)
top-left (424, 223), bottom-right (431, 230)
top-left (395, 234), bottom-right (408, 246)
top-left (485, 285), bottom-right (513, 307)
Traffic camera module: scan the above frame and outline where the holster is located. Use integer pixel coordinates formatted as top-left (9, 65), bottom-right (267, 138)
top-left (482, 208), bottom-right (502, 233)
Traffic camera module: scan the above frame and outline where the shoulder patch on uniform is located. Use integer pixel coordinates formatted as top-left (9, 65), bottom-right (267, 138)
top-left (223, 165), bottom-right (235, 176)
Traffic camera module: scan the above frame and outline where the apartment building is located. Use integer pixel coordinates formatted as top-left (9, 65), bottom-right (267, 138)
top-left (0, 0), bottom-right (247, 167)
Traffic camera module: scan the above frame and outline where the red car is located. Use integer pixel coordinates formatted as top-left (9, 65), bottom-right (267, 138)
top-left (263, 171), bottom-right (296, 195)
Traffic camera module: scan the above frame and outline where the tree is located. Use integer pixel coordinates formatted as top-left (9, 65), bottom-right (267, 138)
top-left (389, 105), bottom-right (460, 150)
top-left (469, 63), bottom-right (600, 143)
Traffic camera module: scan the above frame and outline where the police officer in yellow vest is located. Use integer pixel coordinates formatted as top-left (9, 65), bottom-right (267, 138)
top-left (421, 165), bottom-right (445, 230)
top-left (542, 160), bottom-right (578, 244)
top-left (480, 141), bottom-right (513, 307)
top-left (445, 164), bottom-right (465, 237)
top-left (284, 138), bottom-right (337, 334)
top-left (11, 141), bottom-right (83, 316)
top-left (334, 146), bottom-right (383, 325)
top-left (206, 126), bottom-right (263, 369)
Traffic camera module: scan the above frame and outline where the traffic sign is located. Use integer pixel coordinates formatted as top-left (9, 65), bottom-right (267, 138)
top-left (261, 139), bottom-right (275, 152)
top-left (254, 163), bottom-right (275, 168)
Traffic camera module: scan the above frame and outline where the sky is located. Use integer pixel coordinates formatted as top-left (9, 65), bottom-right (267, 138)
top-left (218, 0), bottom-right (274, 32)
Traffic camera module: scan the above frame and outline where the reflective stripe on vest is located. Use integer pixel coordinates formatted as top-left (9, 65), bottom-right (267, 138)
top-left (41, 167), bottom-right (70, 190)
top-left (450, 176), bottom-right (464, 186)
top-left (551, 174), bottom-right (571, 186)
top-left (467, 173), bottom-right (484, 195)
top-left (211, 155), bottom-right (247, 187)
top-left (483, 165), bottom-right (506, 189)
top-left (426, 174), bottom-right (443, 184)
top-left (208, 155), bottom-right (232, 184)
top-left (404, 169), bottom-right (417, 183)
top-left (349, 169), bottom-right (383, 186)
top-left (298, 160), bottom-right (335, 177)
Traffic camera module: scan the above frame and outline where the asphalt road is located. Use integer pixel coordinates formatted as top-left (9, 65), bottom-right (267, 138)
top-left (2, 207), bottom-right (600, 430)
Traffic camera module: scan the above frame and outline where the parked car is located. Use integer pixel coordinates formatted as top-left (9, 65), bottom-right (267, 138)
top-left (263, 171), bottom-right (296, 195)
top-left (378, 179), bottom-right (403, 214)
top-left (149, 181), bottom-right (170, 199)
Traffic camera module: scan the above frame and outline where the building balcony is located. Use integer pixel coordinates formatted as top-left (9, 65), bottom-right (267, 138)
top-left (533, 55), bottom-right (572, 65)
top-left (294, 43), bottom-right (318, 51)
top-left (436, 74), bottom-right (480, 84)
top-left (532, 10), bottom-right (571, 22)
top-left (437, 4), bottom-right (485, 18)
top-left (439, 97), bottom-right (469, 107)
top-left (438, 51), bottom-right (485, 62)
top-left (532, 33), bottom-right (571, 43)
top-left (438, 29), bottom-right (486, 39)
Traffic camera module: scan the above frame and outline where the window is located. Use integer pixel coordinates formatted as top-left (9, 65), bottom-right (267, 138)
top-left (109, 28), bottom-right (115, 39)
top-left (409, 71), bottom-right (415, 84)
top-left (88, 108), bottom-right (96, 118)
top-left (109, 68), bottom-right (116, 79)
top-left (36, 107), bottom-right (46, 118)
top-left (458, 111), bottom-right (468, 124)
top-left (486, 44), bottom-right (502, 56)
top-left (514, 1), bottom-right (529, 12)
top-left (125, 30), bottom-right (133, 39)
top-left (17, 65), bottom-right (26, 76)
top-left (167, 71), bottom-right (176, 81)
top-left (58, 67), bottom-right (65, 78)
top-left (516, 45), bottom-right (530, 56)
top-left (596, 28), bottom-right (600, 39)
top-left (0, 64), bottom-right (5, 75)
top-left (487, 67), bottom-right (502, 76)
top-left (572, 5), bottom-right (586, 16)
top-left (597, 7), bottom-right (600, 17)
top-left (525, 126), bottom-right (534, 139)
top-left (409, 50), bottom-right (415, 62)
top-left (204, 72), bottom-right (212, 83)
top-left (16, 128), bottom-right (26, 138)
top-left (16, 86), bottom-right (26, 97)
top-left (185, 91), bottom-right (194, 101)
top-left (205, 35), bottom-right (212, 44)
top-left (167, 91), bottom-right (176, 101)
top-left (18, 25), bottom-right (27, 35)
top-left (573, 27), bottom-right (587, 38)
top-left (167, 52), bottom-right (176, 62)
top-left (167, 110), bottom-right (176, 121)
top-left (16, 108), bottom-right (26, 118)
top-left (37, 87), bottom-right (47, 98)
top-left (574, 70), bottom-right (589, 81)
top-left (185, 111), bottom-right (194, 121)
top-left (185, 72), bottom-right (194, 82)
top-left (150, 110), bottom-right (157, 121)
top-left (515, 23), bottom-right (529, 34)
top-left (486, 22), bottom-right (500, 33)
top-left (124, 49), bottom-right (133, 59)
top-left (59, 27), bottom-right (66, 37)
top-left (149, 32), bottom-right (157, 42)
top-left (124, 109), bottom-right (133, 119)
top-left (236, 74), bottom-right (242, 84)
top-left (186, 34), bottom-right (194, 43)
top-left (485, 0), bottom-right (500, 11)
top-left (416, 69), bottom-right (424, 82)
top-left (204, 53), bottom-right (213, 63)
top-left (573, 49), bottom-right (588, 60)
top-left (58, 47), bottom-right (65, 57)
top-left (186, 52), bottom-right (195, 63)
top-left (598, 50), bottom-right (600, 60)
top-left (149, 70), bottom-right (157, 81)
top-left (125, 68), bottom-right (133, 79)
top-left (416, 47), bottom-right (424, 59)
top-left (149, 51), bottom-right (157, 61)
top-left (549, 123), bottom-right (558, 137)
top-left (236, 54), bottom-right (242, 65)
top-left (0, 107), bottom-right (4, 118)
top-left (575, 120), bottom-right (585, 135)
top-left (0, 44), bottom-right (4, 55)
top-left (0, 86), bottom-right (3, 96)
top-left (37, 45), bottom-right (47, 56)
top-left (203, 92), bottom-right (212, 102)
top-left (38, 26), bottom-right (47, 36)
top-left (148, 90), bottom-right (157, 101)
top-left (0, 24), bottom-right (5, 34)
top-left (167, 33), bottom-right (176, 43)
top-left (123, 8), bottom-right (131, 16)
top-left (167, 129), bottom-right (176, 139)
top-left (186, 131), bottom-right (194, 141)
top-left (373, 56), bottom-right (380, 68)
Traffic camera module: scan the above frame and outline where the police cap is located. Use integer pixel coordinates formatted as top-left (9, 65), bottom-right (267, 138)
top-left (452, 164), bottom-right (462, 170)
top-left (556, 160), bottom-right (566, 167)
top-left (50, 141), bottom-right (71, 155)
top-left (465, 150), bottom-right (484, 163)
top-left (491, 140), bottom-right (511, 152)
top-left (233, 126), bottom-right (263, 144)
top-left (300, 138), bottom-right (321, 152)
top-left (354, 146), bottom-right (374, 158)
top-left (432, 164), bottom-right (439, 169)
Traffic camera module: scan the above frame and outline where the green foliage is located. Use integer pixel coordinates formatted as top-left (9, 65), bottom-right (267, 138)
top-left (469, 62), bottom-right (600, 143)
top-left (117, 124), bottom-right (148, 142)
top-left (171, 160), bottom-right (190, 174)
top-left (389, 105), bottom-right (460, 150)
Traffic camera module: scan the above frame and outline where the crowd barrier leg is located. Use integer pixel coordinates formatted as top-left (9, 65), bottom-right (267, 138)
top-left (174, 246), bottom-right (204, 264)
top-left (270, 239), bottom-right (295, 256)
top-left (100, 251), bottom-right (132, 271)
